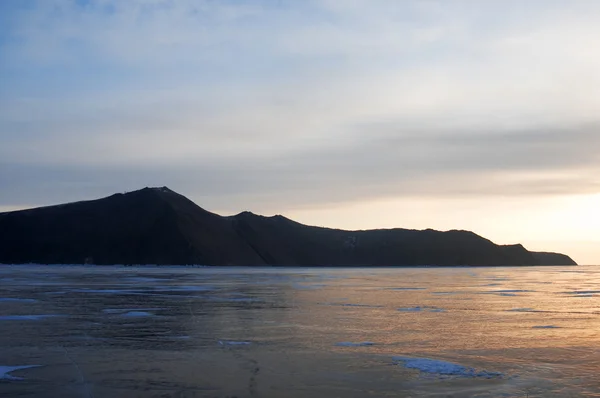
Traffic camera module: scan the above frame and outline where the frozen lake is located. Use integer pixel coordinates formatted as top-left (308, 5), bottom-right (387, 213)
top-left (1, 265), bottom-right (599, 397)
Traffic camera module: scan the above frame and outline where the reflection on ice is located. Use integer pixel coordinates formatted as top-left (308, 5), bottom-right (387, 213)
top-left (0, 265), bottom-right (597, 397)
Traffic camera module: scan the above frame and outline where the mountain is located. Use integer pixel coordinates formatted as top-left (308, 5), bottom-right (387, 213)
top-left (0, 187), bottom-right (577, 266)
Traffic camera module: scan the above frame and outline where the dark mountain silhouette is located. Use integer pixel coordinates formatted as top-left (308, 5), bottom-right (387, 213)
top-left (531, 251), bottom-right (577, 266)
top-left (0, 187), bottom-right (577, 266)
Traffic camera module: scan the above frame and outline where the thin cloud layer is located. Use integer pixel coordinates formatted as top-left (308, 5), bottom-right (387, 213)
top-left (2, 0), bottom-right (600, 211)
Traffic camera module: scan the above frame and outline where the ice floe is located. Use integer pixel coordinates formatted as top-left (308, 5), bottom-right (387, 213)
top-left (0, 365), bottom-right (40, 380)
top-left (335, 342), bottom-right (375, 347)
top-left (393, 357), bottom-right (502, 378)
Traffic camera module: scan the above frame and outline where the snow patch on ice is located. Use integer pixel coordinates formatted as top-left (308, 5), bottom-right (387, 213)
top-left (120, 311), bottom-right (153, 317)
top-left (398, 306), bottom-right (445, 312)
top-left (293, 283), bottom-right (327, 290)
top-left (0, 298), bottom-right (37, 303)
top-left (332, 303), bottom-right (383, 308)
top-left (71, 288), bottom-right (137, 295)
top-left (0, 315), bottom-right (58, 321)
top-left (126, 277), bottom-right (161, 283)
top-left (393, 357), bottom-right (502, 378)
top-left (206, 296), bottom-right (261, 303)
top-left (335, 341), bottom-right (375, 347)
top-left (155, 285), bottom-right (215, 292)
top-left (218, 340), bottom-right (251, 346)
top-left (103, 308), bottom-right (161, 314)
top-left (571, 290), bottom-right (600, 294)
top-left (493, 290), bottom-right (533, 293)
top-left (0, 365), bottom-right (40, 380)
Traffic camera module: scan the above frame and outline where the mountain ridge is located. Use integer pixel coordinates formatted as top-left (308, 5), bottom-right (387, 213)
top-left (0, 187), bottom-right (577, 266)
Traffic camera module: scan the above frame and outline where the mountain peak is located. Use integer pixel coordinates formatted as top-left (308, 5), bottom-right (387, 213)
top-left (0, 188), bottom-right (577, 266)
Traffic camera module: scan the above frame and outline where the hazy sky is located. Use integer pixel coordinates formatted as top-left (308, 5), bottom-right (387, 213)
top-left (1, 0), bottom-right (599, 264)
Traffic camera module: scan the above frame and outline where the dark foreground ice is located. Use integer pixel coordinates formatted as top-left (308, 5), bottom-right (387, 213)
top-left (1, 264), bottom-right (600, 397)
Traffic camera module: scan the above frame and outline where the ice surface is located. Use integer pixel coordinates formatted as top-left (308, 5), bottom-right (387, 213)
top-left (0, 365), bottom-right (40, 380)
top-left (506, 308), bottom-right (536, 312)
top-left (393, 357), bottom-right (502, 378)
top-left (0, 298), bottom-right (37, 303)
top-left (335, 342), bottom-right (375, 347)
top-left (0, 315), bottom-right (58, 321)
top-left (532, 325), bottom-right (561, 329)
top-left (388, 287), bottom-right (426, 291)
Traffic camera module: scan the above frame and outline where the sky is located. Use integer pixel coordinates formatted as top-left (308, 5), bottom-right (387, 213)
top-left (1, 0), bottom-right (599, 264)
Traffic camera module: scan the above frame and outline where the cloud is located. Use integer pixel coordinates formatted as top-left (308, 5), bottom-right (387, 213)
top-left (2, 0), bottom-right (600, 211)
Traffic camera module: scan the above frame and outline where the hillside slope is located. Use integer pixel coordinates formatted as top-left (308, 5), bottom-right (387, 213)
top-left (0, 187), bottom-right (577, 266)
